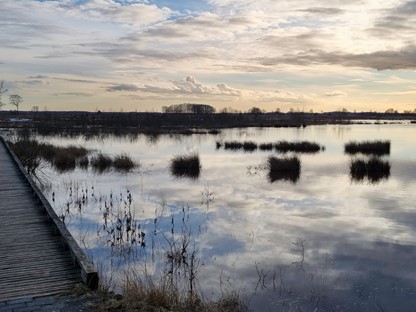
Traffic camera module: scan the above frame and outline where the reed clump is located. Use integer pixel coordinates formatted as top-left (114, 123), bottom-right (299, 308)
top-left (267, 156), bottom-right (301, 183)
top-left (113, 154), bottom-right (138, 172)
top-left (274, 140), bottom-right (323, 153)
top-left (224, 141), bottom-right (244, 150)
top-left (90, 153), bottom-right (113, 172)
top-left (242, 141), bottom-right (257, 152)
top-left (115, 274), bottom-right (245, 312)
top-left (170, 153), bottom-right (201, 179)
top-left (345, 140), bottom-right (390, 156)
top-left (258, 143), bottom-right (273, 151)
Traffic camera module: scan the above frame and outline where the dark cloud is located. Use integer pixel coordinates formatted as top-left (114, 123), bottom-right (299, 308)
top-left (107, 84), bottom-right (140, 92)
top-left (299, 7), bottom-right (344, 15)
top-left (256, 46), bottom-right (416, 70)
top-left (368, 1), bottom-right (416, 38)
top-left (52, 92), bottom-right (94, 97)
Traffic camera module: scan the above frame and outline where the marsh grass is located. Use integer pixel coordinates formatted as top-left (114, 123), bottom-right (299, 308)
top-left (242, 141), bottom-right (258, 152)
top-left (220, 140), bottom-right (324, 153)
top-left (345, 140), bottom-right (390, 156)
top-left (224, 141), bottom-right (244, 150)
top-left (350, 157), bottom-right (390, 183)
top-left (258, 143), bottom-right (273, 151)
top-left (267, 156), bottom-right (301, 183)
top-left (90, 153), bottom-right (113, 173)
top-left (117, 274), bottom-right (245, 312)
top-left (113, 154), bottom-right (138, 172)
top-left (274, 140), bottom-right (323, 153)
top-left (170, 153), bottom-right (201, 179)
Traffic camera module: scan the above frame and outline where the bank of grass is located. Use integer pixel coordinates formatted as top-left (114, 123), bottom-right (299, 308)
top-left (267, 156), bottom-right (301, 183)
top-left (10, 139), bottom-right (138, 174)
top-left (170, 153), bottom-right (201, 179)
top-left (116, 276), bottom-right (244, 312)
top-left (345, 140), bottom-right (390, 156)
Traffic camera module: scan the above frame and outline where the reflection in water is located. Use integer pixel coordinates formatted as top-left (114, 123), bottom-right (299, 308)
top-left (350, 157), bottom-right (391, 183)
top-left (25, 125), bottom-right (416, 311)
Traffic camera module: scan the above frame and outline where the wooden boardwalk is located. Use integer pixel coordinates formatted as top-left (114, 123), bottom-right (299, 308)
top-left (0, 138), bottom-right (97, 302)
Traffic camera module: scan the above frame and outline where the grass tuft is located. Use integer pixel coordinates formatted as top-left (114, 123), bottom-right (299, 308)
top-left (170, 153), bottom-right (201, 179)
top-left (267, 156), bottom-right (301, 183)
top-left (91, 153), bottom-right (113, 173)
top-left (113, 154), bottom-right (138, 172)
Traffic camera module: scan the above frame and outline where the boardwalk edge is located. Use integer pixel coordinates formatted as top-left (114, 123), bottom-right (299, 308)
top-left (0, 136), bottom-right (99, 290)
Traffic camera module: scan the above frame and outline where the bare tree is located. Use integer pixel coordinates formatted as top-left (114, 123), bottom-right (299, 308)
top-left (0, 80), bottom-right (8, 109)
top-left (9, 94), bottom-right (23, 112)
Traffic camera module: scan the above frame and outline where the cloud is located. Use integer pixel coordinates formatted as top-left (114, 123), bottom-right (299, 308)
top-left (52, 92), bottom-right (94, 97)
top-left (48, 0), bottom-right (173, 27)
top-left (324, 91), bottom-right (347, 97)
top-left (107, 83), bottom-right (140, 92)
top-left (368, 1), bottom-right (416, 39)
top-left (256, 46), bottom-right (416, 71)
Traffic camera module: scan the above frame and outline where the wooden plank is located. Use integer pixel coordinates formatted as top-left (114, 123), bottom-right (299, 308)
top-left (0, 137), bottom-right (98, 302)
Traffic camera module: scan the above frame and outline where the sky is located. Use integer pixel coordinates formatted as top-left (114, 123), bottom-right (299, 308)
top-left (1, 0), bottom-right (416, 113)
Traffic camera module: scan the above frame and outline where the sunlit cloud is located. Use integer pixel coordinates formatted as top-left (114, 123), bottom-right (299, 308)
top-left (0, 0), bottom-right (415, 111)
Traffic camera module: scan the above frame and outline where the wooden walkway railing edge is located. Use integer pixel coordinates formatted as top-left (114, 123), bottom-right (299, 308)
top-left (0, 136), bottom-right (99, 289)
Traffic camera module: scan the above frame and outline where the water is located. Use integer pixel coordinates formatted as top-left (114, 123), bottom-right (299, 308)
top-left (31, 124), bottom-right (416, 311)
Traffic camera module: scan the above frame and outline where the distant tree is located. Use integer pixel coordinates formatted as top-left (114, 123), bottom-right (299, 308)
top-left (162, 103), bottom-right (215, 114)
top-left (341, 108), bottom-right (348, 113)
top-left (385, 108), bottom-right (398, 114)
top-left (9, 94), bottom-right (23, 112)
top-left (248, 107), bottom-right (263, 114)
top-left (0, 80), bottom-right (8, 109)
top-left (275, 107), bottom-right (281, 113)
top-left (32, 105), bottom-right (39, 113)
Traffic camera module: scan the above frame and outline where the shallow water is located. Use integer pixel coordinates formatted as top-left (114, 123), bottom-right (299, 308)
top-left (35, 124), bottom-right (416, 311)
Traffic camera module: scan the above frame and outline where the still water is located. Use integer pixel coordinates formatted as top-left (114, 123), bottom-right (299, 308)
top-left (37, 124), bottom-right (416, 311)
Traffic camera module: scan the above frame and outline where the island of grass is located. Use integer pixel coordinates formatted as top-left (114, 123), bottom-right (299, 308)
top-left (274, 140), bottom-right (324, 153)
top-left (170, 153), bottom-right (201, 180)
top-left (345, 140), bottom-right (390, 156)
top-left (219, 140), bottom-right (324, 154)
top-left (267, 156), bottom-right (301, 183)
